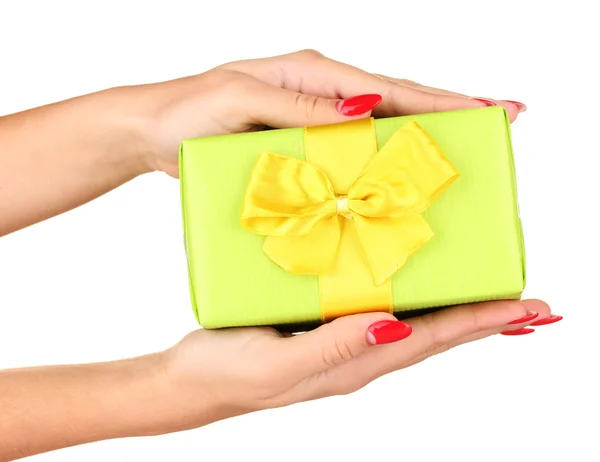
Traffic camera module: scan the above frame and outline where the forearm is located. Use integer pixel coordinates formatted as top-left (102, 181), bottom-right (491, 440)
top-left (0, 353), bottom-right (219, 461)
top-left (0, 87), bottom-right (152, 236)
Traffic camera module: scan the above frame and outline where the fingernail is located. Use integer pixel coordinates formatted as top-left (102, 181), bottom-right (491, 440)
top-left (472, 98), bottom-right (498, 107)
top-left (366, 320), bottom-right (412, 345)
top-left (504, 100), bottom-right (528, 113)
top-left (337, 94), bottom-right (382, 116)
top-left (530, 315), bottom-right (563, 327)
top-left (500, 327), bottom-right (535, 336)
top-left (508, 311), bottom-right (539, 325)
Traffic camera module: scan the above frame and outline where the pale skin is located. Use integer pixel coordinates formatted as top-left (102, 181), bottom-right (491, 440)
top-left (0, 50), bottom-right (555, 460)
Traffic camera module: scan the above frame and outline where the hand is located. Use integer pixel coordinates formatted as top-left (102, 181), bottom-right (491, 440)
top-left (0, 48), bottom-right (527, 235)
top-left (130, 49), bottom-right (526, 178)
top-left (0, 299), bottom-right (558, 459)
top-left (158, 299), bottom-right (554, 432)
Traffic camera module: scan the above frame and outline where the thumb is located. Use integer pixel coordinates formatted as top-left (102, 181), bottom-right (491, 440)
top-left (280, 312), bottom-right (412, 378)
top-left (249, 83), bottom-right (382, 128)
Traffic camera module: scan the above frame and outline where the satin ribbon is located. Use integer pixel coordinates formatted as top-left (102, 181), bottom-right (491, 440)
top-left (241, 118), bottom-right (459, 321)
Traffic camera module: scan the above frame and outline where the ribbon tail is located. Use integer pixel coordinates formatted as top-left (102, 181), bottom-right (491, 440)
top-left (263, 216), bottom-right (341, 275)
top-left (353, 211), bottom-right (433, 286)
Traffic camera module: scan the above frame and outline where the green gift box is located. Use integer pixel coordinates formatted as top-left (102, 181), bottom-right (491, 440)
top-left (179, 107), bottom-right (526, 329)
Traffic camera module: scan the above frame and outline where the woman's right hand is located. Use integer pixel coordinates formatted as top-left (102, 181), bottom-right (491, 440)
top-left (155, 299), bottom-right (556, 434)
top-left (0, 299), bottom-right (558, 461)
top-left (125, 49), bottom-right (526, 178)
top-left (1, 49), bottom-right (527, 236)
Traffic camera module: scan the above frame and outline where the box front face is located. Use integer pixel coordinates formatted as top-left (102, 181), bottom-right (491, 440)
top-left (181, 107), bottom-right (525, 328)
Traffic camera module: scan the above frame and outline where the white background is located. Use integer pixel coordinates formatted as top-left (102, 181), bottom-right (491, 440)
top-left (1, 1), bottom-right (599, 461)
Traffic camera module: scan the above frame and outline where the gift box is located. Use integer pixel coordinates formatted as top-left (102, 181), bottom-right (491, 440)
top-left (179, 107), bottom-right (526, 330)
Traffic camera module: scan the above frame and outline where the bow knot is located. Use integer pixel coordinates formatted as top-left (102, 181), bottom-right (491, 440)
top-left (336, 196), bottom-right (351, 219)
top-left (240, 121), bottom-right (459, 286)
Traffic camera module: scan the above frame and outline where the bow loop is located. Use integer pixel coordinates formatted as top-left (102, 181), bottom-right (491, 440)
top-left (240, 153), bottom-right (337, 237)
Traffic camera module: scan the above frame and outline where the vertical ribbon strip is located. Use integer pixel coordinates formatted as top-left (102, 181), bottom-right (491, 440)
top-left (303, 119), bottom-right (392, 321)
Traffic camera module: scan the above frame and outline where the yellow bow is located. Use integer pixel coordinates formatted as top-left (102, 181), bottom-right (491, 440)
top-left (240, 120), bottom-right (459, 286)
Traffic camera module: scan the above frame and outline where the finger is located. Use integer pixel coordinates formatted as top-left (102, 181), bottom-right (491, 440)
top-left (374, 74), bottom-right (522, 122)
top-left (245, 79), bottom-right (382, 128)
top-left (312, 300), bottom-right (535, 396)
top-left (279, 52), bottom-right (506, 117)
top-left (373, 75), bottom-right (470, 98)
top-left (378, 299), bottom-right (549, 372)
top-left (291, 300), bottom-right (535, 400)
top-left (288, 299), bottom-right (552, 401)
top-left (276, 311), bottom-right (411, 379)
top-left (400, 299), bottom-right (552, 368)
top-left (497, 298), bottom-right (553, 335)
top-left (295, 60), bottom-right (484, 116)
top-left (226, 51), bottom-right (495, 118)
top-left (283, 53), bottom-right (522, 122)
top-left (227, 51), bottom-right (522, 123)
top-left (394, 300), bottom-right (534, 360)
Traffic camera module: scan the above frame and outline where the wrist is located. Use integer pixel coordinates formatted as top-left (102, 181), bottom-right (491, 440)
top-left (106, 84), bottom-right (184, 178)
top-left (95, 86), bottom-right (158, 177)
top-left (156, 345), bottom-right (245, 433)
top-left (92, 353), bottom-right (175, 438)
top-left (112, 349), bottom-right (236, 437)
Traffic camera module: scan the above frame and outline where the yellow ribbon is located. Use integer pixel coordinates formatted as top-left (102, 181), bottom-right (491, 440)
top-left (241, 119), bottom-right (459, 321)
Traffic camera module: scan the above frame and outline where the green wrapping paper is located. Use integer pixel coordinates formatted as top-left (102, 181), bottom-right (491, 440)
top-left (179, 107), bottom-right (526, 329)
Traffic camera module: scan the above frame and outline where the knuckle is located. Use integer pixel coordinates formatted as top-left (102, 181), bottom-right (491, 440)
top-left (464, 301), bottom-right (518, 333)
top-left (427, 92), bottom-right (441, 113)
top-left (433, 341), bottom-right (451, 355)
top-left (334, 378), bottom-right (363, 396)
top-left (466, 304), bottom-right (487, 332)
top-left (218, 71), bottom-right (257, 95)
top-left (321, 337), bottom-right (355, 368)
top-left (294, 93), bottom-right (320, 120)
top-left (396, 78), bottom-right (428, 91)
top-left (294, 48), bottom-right (325, 60)
top-left (397, 78), bottom-right (420, 86)
top-left (505, 300), bottom-right (527, 316)
top-left (420, 312), bottom-right (445, 351)
top-left (386, 83), bottom-right (402, 106)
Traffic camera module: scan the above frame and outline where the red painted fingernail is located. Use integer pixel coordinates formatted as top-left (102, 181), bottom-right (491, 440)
top-left (501, 327), bottom-right (535, 336)
top-left (504, 100), bottom-right (528, 112)
top-left (508, 311), bottom-right (539, 325)
top-left (367, 320), bottom-right (412, 345)
top-left (336, 94), bottom-right (382, 116)
top-left (530, 315), bottom-right (563, 326)
top-left (473, 98), bottom-right (497, 107)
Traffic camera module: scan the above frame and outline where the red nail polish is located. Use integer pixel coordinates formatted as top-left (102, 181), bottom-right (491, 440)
top-left (337, 94), bottom-right (382, 116)
top-left (367, 320), bottom-right (412, 345)
top-left (530, 315), bottom-right (563, 327)
top-left (500, 327), bottom-right (535, 336)
top-left (473, 98), bottom-right (497, 107)
top-left (504, 100), bottom-right (528, 112)
top-left (508, 311), bottom-right (539, 325)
